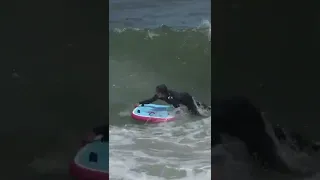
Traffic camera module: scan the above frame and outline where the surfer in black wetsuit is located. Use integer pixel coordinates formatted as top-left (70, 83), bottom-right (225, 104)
top-left (136, 84), bottom-right (210, 116)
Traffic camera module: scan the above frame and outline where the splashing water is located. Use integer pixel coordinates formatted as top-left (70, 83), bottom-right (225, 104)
top-left (109, 117), bottom-right (211, 180)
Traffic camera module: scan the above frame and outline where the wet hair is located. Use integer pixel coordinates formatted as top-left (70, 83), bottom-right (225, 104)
top-left (156, 84), bottom-right (168, 94)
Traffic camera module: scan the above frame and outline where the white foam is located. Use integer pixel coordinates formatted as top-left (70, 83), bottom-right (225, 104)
top-left (109, 117), bottom-right (211, 180)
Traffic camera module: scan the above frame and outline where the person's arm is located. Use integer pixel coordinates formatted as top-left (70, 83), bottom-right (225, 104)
top-left (139, 94), bottom-right (158, 104)
top-left (164, 97), bottom-right (180, 108)
top-left (163, 98), bottom-right (181, 114)
top-left (170, 99), bottom-right (180, 108)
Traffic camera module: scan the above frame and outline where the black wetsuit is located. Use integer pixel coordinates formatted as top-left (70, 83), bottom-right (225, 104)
top-left (139, 90), bottom-right (204, 115)
top-left (93, 125), bottom-right (108, 142)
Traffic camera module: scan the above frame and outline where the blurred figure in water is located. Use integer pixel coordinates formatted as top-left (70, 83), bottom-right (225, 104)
top-left (210, 96), bottom-right (320, 173)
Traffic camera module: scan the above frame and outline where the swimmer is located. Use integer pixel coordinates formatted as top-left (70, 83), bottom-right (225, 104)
top-left (136, 84), bottom-right (210, 116)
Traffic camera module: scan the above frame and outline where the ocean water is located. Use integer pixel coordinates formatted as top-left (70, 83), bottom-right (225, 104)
top-left (109, 0), bottom-right (211, 179)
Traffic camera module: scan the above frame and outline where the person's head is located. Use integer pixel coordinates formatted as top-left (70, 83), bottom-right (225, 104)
top-left (156, 84), bottom-right (168, 98)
